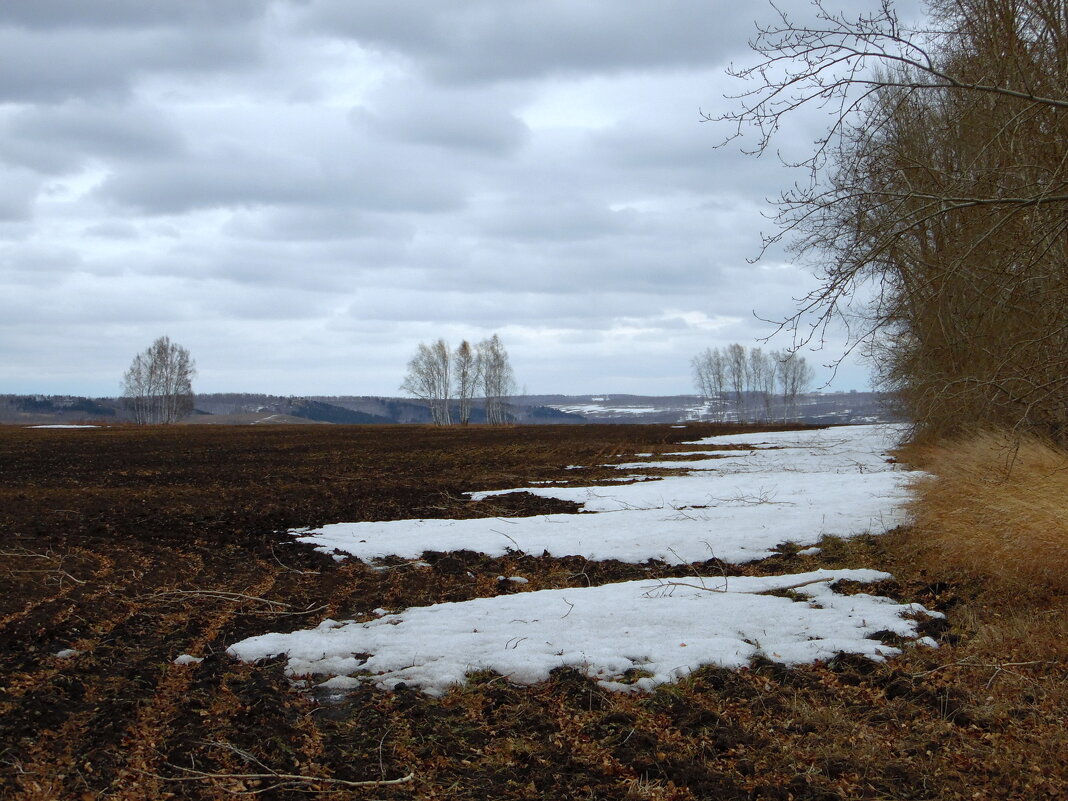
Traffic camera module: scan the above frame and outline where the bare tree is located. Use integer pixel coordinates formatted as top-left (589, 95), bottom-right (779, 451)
top-left (401, 340), bottom-right (452, 425)
top-left (776, 351), bottom-right (815, 422)
top-left (453, 340), bottom-right (480, 425)
top-left (122, 336), bottom-right (196, 424)
top-left (477, 334), bottom-right (516, 425)
top-left (725, 343), bottom-right (749, 421)
top-left (748, 347), bottom-right (777, 422)
top-left (691, 347), bottom-right (727, 421)
top-left (716, 0), bottom-right (1068, 438)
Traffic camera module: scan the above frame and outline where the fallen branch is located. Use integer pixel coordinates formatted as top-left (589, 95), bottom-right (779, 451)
top-left (644, 577), bottom-right (835, 597)
top-left (911, 659), bottom-right (1052, 686)
top-left (2, 548), bottom-right (87, 585)
top-left (145, 765), bottom-right (415, 792)
top-left (140, 590), bottom-right (293, 607)
top-left (140, 590), bottom-right (328, 616)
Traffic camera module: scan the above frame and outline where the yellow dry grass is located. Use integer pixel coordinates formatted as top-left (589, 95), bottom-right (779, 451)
top-left (900, 430), bottom-right (1068, 600)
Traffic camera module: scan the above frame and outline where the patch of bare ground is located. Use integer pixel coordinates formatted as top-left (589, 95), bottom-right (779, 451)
top-left (1, 422), bottom-right (1065, 799)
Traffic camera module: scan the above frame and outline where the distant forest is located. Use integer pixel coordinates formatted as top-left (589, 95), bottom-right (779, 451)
top-left (0, 391), bottom-right (899, 427)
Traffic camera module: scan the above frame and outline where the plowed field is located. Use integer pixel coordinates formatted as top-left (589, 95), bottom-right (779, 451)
top-left (2, 424), bottom-right (1065, 800)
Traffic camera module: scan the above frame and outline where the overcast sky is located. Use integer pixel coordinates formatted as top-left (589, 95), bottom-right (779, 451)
top-left (0, 0), bottom-right (920, 398)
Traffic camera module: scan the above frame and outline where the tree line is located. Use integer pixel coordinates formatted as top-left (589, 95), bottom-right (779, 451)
top-left (118, 333), bottom-right (519, 426)
top-left (120, 333), bottom-right (816, 428)
top-left (722, 0), bottom-right (1068, 440)
top-left (400, 334), bottom-right (517, 425)
top-left (692, 344), bottom-right (814, 422)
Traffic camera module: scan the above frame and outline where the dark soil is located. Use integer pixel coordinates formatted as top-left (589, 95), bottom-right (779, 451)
top-left (1, 423), bottom-right (1065, 800)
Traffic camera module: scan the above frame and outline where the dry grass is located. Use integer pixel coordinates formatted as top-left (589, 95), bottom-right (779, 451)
top-left (899, 430), bottom-right (1068, 600)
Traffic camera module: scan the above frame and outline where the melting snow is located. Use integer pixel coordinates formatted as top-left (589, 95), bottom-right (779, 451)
top-left (296, 425), bottom-right (916, 565)
top-left (229, 424), bottom-right (934, 695)
top-left (228, 569), bottom-right (940, 697)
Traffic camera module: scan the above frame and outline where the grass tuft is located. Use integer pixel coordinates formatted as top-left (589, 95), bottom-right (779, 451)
top-left (901, 430), bottom-right (1068, 600)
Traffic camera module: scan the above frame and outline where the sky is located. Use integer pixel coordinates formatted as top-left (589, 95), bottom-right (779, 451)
top-left (0, 0), bottom-right (923, 398)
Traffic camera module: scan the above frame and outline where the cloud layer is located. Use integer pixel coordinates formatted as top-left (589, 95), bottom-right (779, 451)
top-left (0, 0), bottom-right (889, 396)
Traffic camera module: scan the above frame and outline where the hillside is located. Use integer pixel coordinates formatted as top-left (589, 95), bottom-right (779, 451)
top-left (0, 391), bottom-right (900, 426)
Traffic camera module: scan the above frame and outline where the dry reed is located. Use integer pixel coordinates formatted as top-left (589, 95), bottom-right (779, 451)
top-left (902, 430), bottom-right (1068, 598)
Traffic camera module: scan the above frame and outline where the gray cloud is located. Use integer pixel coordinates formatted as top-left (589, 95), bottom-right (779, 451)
top-left (83, 221), bottom-right (140, 239)
top-left (2, 0), bottom-right (268, 29)
top-left (223, 206), bottom-right (416, 243)
top-left (299, 0), bottom-right (755, 84)
top-left (0, 102), bottom-right (182, 174)
top-left (0, 167), bottom-right (41, 221)
top-left (477, 197), bottom-right (637, 243)
top-left (96, 142), bottom-right (467, 216)
top-left (358, 79), bottom-right (532, 155)
top-left (0, 22), bottom-right (264, 102)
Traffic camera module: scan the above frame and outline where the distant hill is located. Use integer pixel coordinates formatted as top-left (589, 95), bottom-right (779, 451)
top-left (192, 394), bottom-right (394, 424)
top-left (0, 394), bottom-right (117, 424)
top-left (0, 391), bottom-right (901, 426)
top-left (529, 391), bottom-right (902, 425)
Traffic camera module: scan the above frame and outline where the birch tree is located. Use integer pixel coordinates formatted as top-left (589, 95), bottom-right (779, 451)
top-left (122, 336), bottom-right (196, 424)
top-left (776, 351), bottom-right (815, 422)
top-left (477, 334), bottom-right (516, 425)
top-left (453, 340), bottom-right (480, 425)
top-left (748, 347), bottom-right (777, 422)
top-left (725, 343), bottom-right (749, 421)
top-left (691, 347), bottom-right (727, 421)
top-left (401, 339), bottom-right (452, 425)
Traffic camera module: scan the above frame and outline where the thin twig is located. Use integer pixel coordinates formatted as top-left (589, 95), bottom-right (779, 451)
top-left (491, 528), bottom-right (521, 550)
top-left (269, 544), bottom-right (320, 575)
top-left (377, 725), bottom-right (394, 781)
top-left (141, 590), bottom-right (288, 606)
top-left (264, 604), bottom-right (328, 618)
top-left (9, 569), bottom-right (86, 585)
top-left (371, 560), bottom-right (429, 571)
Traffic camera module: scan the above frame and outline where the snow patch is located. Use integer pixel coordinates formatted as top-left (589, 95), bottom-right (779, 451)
top-left (228, 569), bottom-right (938, 697)
top-left (29, 425), bottom-right (99, 429)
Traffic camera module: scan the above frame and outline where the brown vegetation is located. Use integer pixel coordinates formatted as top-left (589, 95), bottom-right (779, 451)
top-left (900, 430), bottom-right (1068, 604)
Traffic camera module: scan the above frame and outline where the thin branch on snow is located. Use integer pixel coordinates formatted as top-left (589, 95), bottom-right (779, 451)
top-left (643, 577), bottom-right (836, 597)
